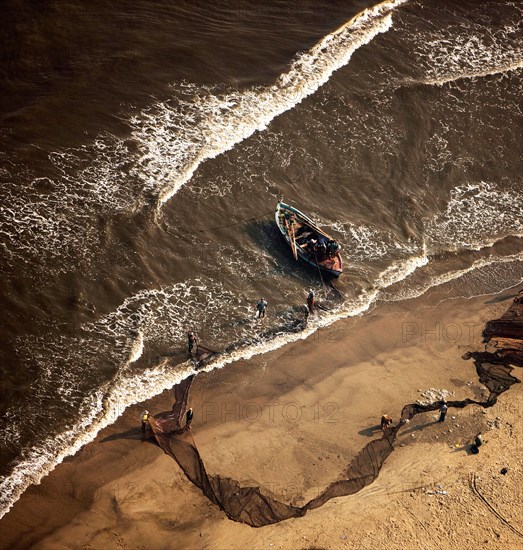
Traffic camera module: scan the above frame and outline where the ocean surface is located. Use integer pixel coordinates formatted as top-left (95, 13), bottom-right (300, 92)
top-left (1, 0), bottom-right (522, 518)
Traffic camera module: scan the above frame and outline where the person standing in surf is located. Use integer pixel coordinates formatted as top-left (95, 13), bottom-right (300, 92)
top-left (256, 298), bottom-right (267, 319)
top-left (307, 289), bottom-right (315, 314)
top-left (188, 331), bottom-right (198, 356)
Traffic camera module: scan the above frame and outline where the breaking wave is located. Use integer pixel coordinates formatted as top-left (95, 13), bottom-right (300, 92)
top-left (3, 242), bottom-right (521, 520)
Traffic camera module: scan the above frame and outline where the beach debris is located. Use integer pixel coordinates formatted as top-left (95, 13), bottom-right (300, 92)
top-left (425, 484), bottom-right (447, 496)
top-left (500, 467), bottom-right (509, 475)
top-left (487, 417), bottom-right (501, 430)
top-left (436, 484), bottom-right (447, 495)
top-left (416, 388), bottom-right (453, 405)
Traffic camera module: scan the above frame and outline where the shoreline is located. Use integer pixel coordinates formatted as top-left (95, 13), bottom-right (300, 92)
top-left (1, 286), bottom-right (522, 548)
top-left (1, 256), bottom-right (520, 524)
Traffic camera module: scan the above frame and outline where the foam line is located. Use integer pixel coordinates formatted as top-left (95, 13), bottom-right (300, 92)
top-left (426, 182), bottom-right (523, 251)
top-left (0, 246), bottom-right (515, 519)
top-left (141, 0), bottom-right (409, 205)
top-left (412, 59), bottom-right (523, 87)
top-left (382, 252), bottom-right (523, 302)
top-left (8, 245), bottom-right (522, 520)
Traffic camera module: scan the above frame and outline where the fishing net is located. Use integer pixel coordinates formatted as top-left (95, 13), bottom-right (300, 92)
top-left (150, 383), bottom-right (396, 526)
top-left (150, 297), bottom-right (522, 527)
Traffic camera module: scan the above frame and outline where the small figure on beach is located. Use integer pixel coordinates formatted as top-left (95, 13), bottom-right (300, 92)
top-left (256, 298), bottom-right (268, 319)
top-left (438, 401), bottom-right (448, 423)
top-left (186, 407), bottom-right (193, 430)
top-left (381, 414), bottom-right (393, 431)
top-left (141, 410), bottom-right (150, 433)
top-left (470, 433), bottom-right (483, 454)
top-left (307, 289), bottom-right (315, 314)
top-left (188, 331), bottom-right (198, 356)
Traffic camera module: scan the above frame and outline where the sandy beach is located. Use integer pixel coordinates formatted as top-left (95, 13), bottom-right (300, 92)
top-left (1, 286), bottom-right (522, 549)
top-left (2, 1), bottom-right (522, 548)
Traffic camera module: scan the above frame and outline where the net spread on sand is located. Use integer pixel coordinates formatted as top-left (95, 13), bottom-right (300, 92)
top-left (150, 297), bottom-right (522, 527)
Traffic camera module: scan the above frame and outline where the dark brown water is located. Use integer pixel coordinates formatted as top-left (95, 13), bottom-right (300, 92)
top-left (0, 0), bottom-right (522, 517)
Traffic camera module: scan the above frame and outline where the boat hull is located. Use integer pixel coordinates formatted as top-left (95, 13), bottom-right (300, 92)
top-left (275, 202), bottom-right (343, 278)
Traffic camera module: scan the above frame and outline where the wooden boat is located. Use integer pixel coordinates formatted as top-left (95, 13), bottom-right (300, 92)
top-left (275, 201), bottom-right (343, 277)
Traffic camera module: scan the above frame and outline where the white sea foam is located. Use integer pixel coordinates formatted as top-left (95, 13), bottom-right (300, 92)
top-left (426, 182), bottom-right (523, 251)
top-left (401, 2), bottom-right (523, 88)
top-left (375, 246), bottom-right (428, 288)
top-left (0, 0), bottom-right (407, 265)
top-left (136, 0), bottom-right (409, 206)
top-left (128, 331), bottom-right (144, 364)
top-left (2, 242), bottom-right (522, 519)
top-left (329, 221), bottom-right (418, 261)
top-left (412, 59), bottom-right (523, 88)
top-left (0, 238), bottom-right (464, 521)
top-left (381, 252), bottom-right (523, 303)
top-left (3, 0), bottom-right (523, 521)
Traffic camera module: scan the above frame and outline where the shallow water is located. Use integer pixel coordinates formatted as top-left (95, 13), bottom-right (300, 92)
top-left (0, 0), bottom-right (522, 517)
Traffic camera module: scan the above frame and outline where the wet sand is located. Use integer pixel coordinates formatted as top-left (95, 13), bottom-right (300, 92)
top-left (1, 287), bottom-right (522, 549)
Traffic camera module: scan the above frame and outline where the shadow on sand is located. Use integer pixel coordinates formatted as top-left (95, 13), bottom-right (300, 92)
top-left (101, 427), bottom-right (158, 445)
top-left (399, 419), bottom-right (440, 436)
top-left (358, 424), bottom-right (382, 437)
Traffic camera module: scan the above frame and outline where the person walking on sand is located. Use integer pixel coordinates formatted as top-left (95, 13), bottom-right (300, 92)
top-left (470, 432), bottom-right (483, 454)
top-left (188, 331), bottom-right (198, 356)
top-left (256, 298), bottom-right (267, 319)
top-left (438, 401), bottom-right (448, 423)
top-left (307, 289), bottom-right (315, 314)
top-left (186, 407), bottom-right (193, 430)
top-left (141, 410), bottom-right (150, 433)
